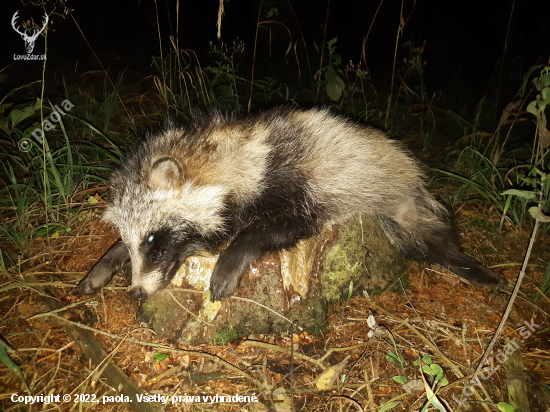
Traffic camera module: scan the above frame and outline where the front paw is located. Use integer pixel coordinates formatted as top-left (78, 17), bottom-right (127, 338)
top-left (73, 277), bottom-right (97, 295)
top-left (209, 266), bottom-right (241, 301)
top-left (73, 264), bottom-right (116, 295)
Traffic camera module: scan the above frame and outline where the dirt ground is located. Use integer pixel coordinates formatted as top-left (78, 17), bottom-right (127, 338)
top-left (0, 202), bottom-right (549, 412)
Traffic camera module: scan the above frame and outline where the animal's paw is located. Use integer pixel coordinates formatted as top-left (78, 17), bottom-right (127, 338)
top-left (209, 266), bottom-right (241, 301)
top-left (73, 277), bottom-right (96, 295)
top-left (74, 240), bottom-right (130, 296)
top-left (73, 263), bottom-right (116, 295)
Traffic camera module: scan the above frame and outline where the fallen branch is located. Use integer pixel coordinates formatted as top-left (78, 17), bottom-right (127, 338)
top-left (34, 312), bottom-right (262, 388)
top-left (31, 290), bottom-right (159, 412)
top-left (241, 340), bottom-right (326, 368)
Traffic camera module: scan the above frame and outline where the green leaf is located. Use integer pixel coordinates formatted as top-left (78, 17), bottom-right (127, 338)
top-left (529, 206), bottom-right (550, 222)
top-left (378, 401), bottom-right (401, 412)
top-left (422, 365), bottom-right (433, 375)
top-left (540, 73), bottom-right (550, 88)
top-left (422, 355), bottom-right (432, 364)
top-left (9, 106), bottom-right (35, 129)
top-left (526, 100), bottom-right (538, 115)
top-left (153, 353), bottom-right (168, 363)
top-left (386, 350), bottom-right (398, 363)
top-left (216, 85), bottom-right (234, 98)
top-left (327, 37), bottom-right (338, 46)
top-left (438, 377), bottom-right (449, 386)
top-left (501, 189), bottom-right (536, 199)
top-left (393, 375), bottom-right (407, 384)
top-left (34, 98), bottom-right (43, 110)
top-left (421, 390), bottom-right (446, 412)
top-left (497, 402), bottom-right (515, 412)
top-left (430, 364), bottom-right (443, 375)
top-left (0, 343), bottom-right (29, 392)
top-left (325, 69), bottom-right (337, 83)
top-left (326, 81), bottom-right (343, 101)
top-left (88, 196), bottom-right (99, 204)
top-left (346, 280), bottom-right (353, 302)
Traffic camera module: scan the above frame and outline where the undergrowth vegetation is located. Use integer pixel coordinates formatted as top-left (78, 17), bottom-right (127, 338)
top-left (0, 1), bottom-right (549, 410)
top-left (1, 4), bottom-right (548, 288)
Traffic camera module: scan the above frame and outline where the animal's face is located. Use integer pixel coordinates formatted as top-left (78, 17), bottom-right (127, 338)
top-left (103, 155), bottom-right (228, 300)
top-left (123, 226), bottom-right (201, 301)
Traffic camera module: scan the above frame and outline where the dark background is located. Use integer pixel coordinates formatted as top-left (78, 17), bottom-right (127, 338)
top-left (1, 0), bottom-right (549, 109)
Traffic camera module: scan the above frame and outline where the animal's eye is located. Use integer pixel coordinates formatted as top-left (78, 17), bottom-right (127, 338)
top-left (147, 235), bottom-right (154, 244)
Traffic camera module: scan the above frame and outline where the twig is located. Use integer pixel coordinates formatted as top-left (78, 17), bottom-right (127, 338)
top-left (318, 341), bottom-right (371, 365)
top-left (168, 291), bottom-right (213, 326)
top-left (20, 261), bottom-right (51, 276)
top-left (1, 281), bottom-right (127, 291)
top-left (532, 284), bottom-right (550, 303)
top-left (69, 329), bottom-right (136, 396)
top-left (247, 3), bottom-right (262, 113)
top-left (230, 295), bottom-right (303, 331)
top-left (27, 299), bottom-right (92, 320)
top-left (470, 212), bottom-right (541, 398)
top-left (315, 0), bottom-right (331, 101)
top-left (241, 340), bottom-right (325, 368)
top-left (368, 303), bottom-right (492, 412)
top-left (169, 288), bottom-right (302, 329)
top-left (363, 369), bottom-right (376, 412)
top-left (36, 341), bottom-right (74, 365)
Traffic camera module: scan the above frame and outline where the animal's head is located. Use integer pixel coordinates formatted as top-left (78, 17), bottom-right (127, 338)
top-left (104, 153), bottom-right (227, 301)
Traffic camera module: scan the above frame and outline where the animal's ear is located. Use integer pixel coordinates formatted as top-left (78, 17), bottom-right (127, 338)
top-left (149, 157), bottom-right (183, 190)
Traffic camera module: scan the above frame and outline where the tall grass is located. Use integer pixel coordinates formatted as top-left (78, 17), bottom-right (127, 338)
top-left (0, 89), bottom-right (122, 254)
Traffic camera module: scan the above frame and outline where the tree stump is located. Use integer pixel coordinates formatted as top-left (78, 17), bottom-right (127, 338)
top-left (140, 216), bottom-right (407, 344)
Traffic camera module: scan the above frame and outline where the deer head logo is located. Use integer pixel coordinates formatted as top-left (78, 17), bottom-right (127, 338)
top-left (12, 11), bottom-right (49, 54)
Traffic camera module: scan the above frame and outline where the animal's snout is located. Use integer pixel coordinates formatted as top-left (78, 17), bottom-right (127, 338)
top-left (130, 286), bottom-right (148, 301)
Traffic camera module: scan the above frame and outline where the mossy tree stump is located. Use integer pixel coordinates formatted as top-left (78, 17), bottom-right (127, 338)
top-left (140, 216), bottom-right (407, 344)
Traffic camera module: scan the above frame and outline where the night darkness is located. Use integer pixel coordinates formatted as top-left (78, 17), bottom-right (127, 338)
top-left (1, 0), bottom-right (549, 111)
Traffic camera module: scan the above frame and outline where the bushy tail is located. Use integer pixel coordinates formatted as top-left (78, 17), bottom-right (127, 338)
top-left (378, 188), bottom-right (503, 288)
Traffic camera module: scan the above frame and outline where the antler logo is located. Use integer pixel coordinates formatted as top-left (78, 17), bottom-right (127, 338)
top-left (11, 11), bottom-right (48, 54)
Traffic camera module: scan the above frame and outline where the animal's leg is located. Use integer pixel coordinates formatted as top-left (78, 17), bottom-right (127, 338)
top-left (74, 240), bottom-right (130, 295)
top-left (210, 219), bottom-right (314, 301)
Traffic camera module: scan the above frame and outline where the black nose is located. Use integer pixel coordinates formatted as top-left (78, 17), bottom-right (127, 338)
top-left (130, 286), bottom-right (148, 301)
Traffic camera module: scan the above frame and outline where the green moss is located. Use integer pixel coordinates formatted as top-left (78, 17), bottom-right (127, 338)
top-left (210, 328), bottom-right (238, 345)
top-left (321, 217), bottom-right (407, 302)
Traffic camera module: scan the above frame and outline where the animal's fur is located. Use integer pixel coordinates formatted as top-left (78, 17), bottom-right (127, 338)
top-left (75, 107), bottom-right (502, 301)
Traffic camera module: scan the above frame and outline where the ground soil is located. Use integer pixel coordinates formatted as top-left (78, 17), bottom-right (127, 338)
top-left (0, 203), bottom-right (549, 411)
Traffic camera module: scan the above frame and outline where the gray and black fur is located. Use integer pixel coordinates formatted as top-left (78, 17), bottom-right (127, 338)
top-left (75, 107), bottom-right (502, 301)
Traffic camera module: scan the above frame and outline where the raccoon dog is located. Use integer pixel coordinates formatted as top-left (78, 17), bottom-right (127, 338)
top-left (75, 107), bottom-right (501, 301)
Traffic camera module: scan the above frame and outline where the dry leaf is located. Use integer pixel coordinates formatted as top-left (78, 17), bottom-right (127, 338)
top-left (372, 386), bottom-right (392, 394)
top-left (17, 303), bottom-right (32, 314)
top-left (315, 356), bottom-right (349, 390)
top-left (179, 354), bottom-right (190, 369)
top-left (402, 379), bottom-right (424, 394)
